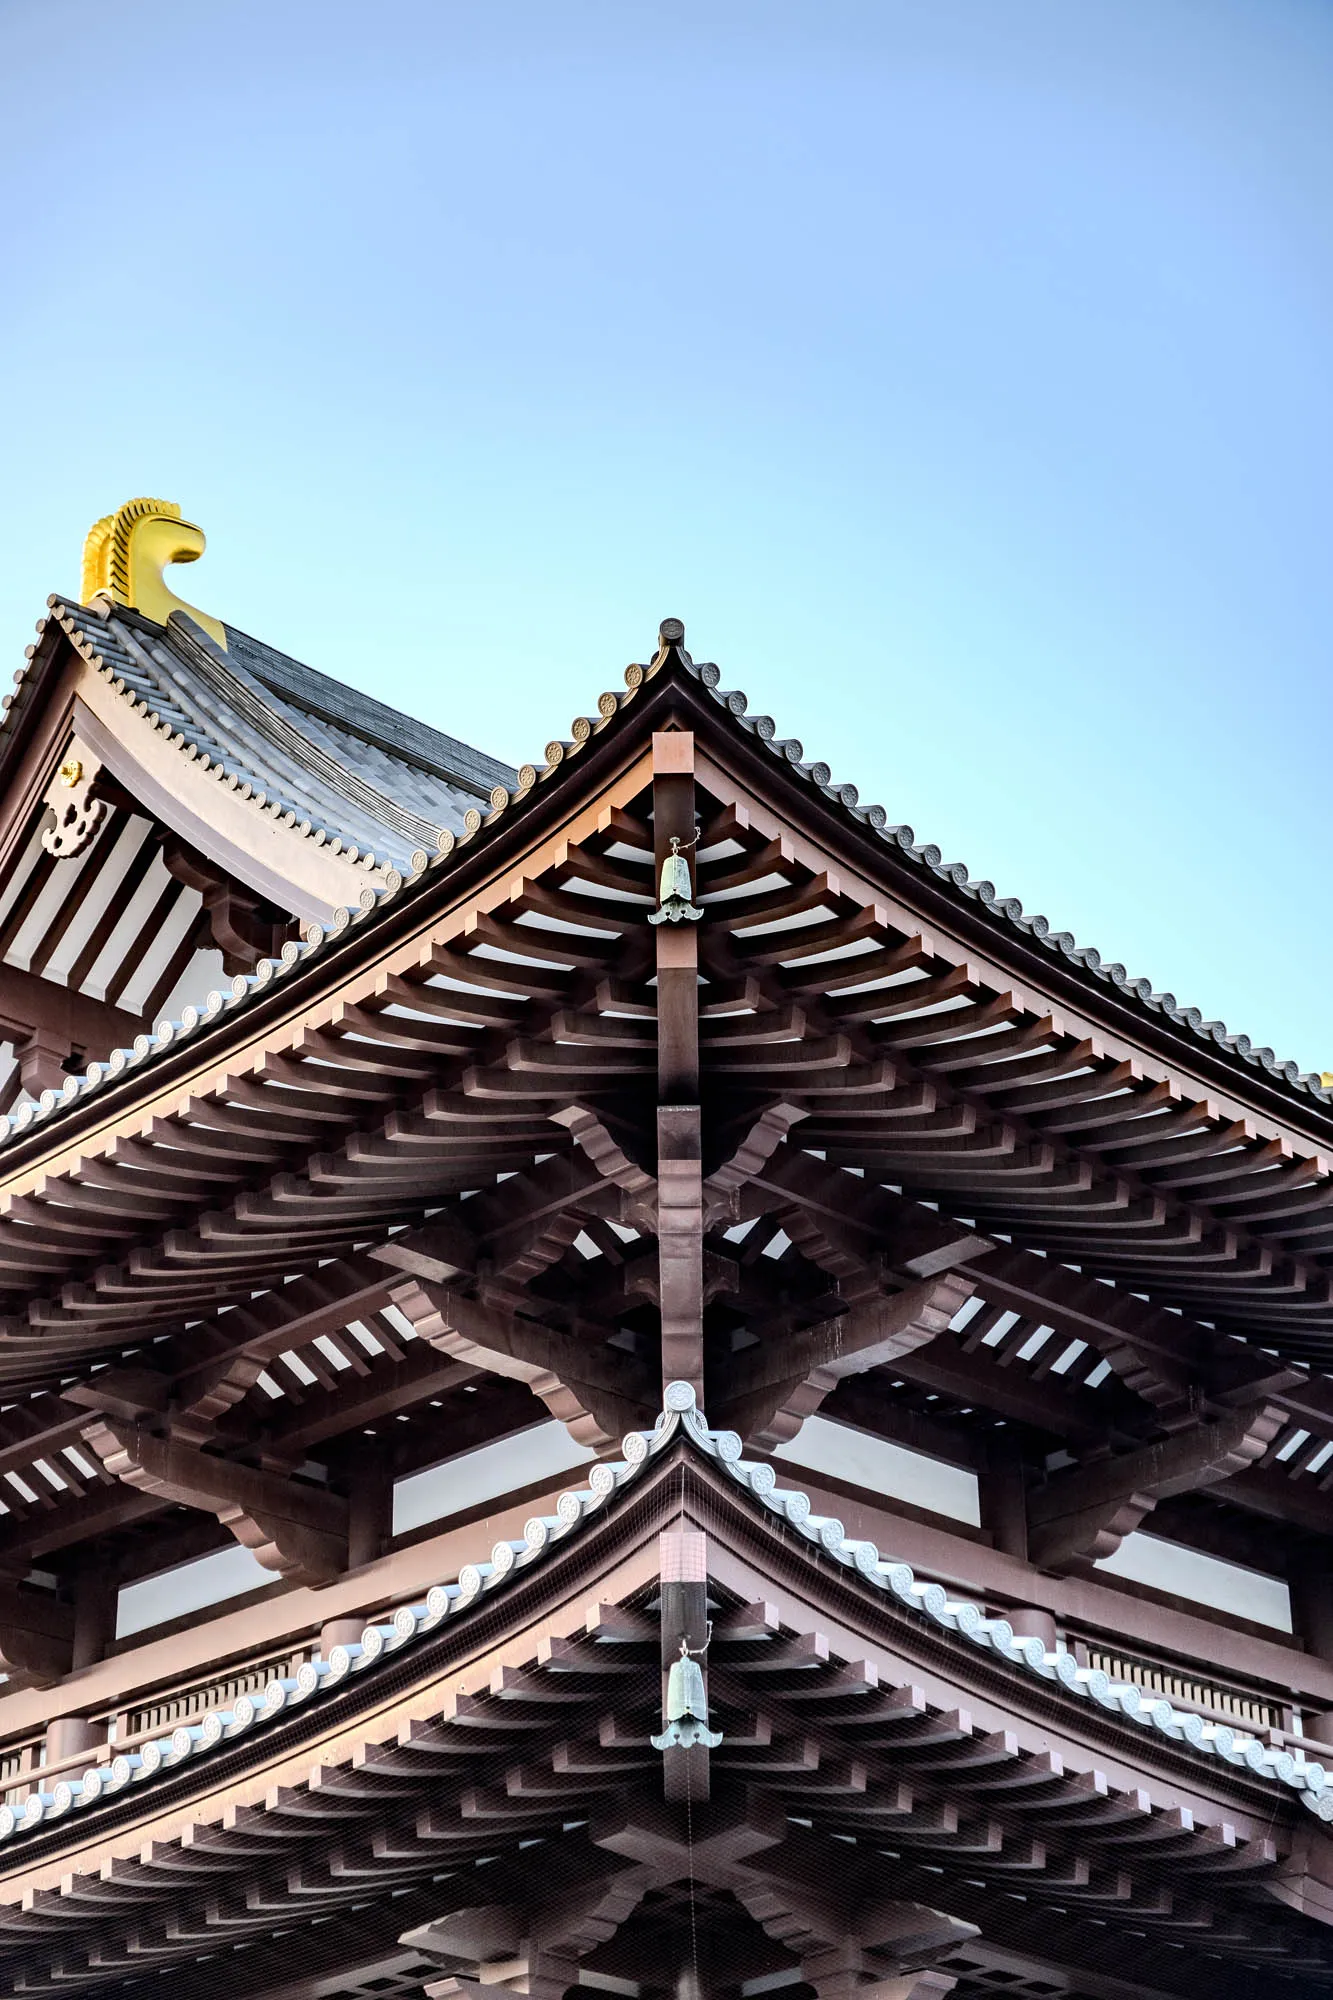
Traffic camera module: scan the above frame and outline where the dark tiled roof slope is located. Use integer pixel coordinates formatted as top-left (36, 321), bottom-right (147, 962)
top-left (223, 623), bottom-right (516, 800)
top-left (41, 598), bottom-right (513, 877)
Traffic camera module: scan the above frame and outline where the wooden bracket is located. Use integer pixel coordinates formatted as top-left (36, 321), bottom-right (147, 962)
top-left (390, 1278), bottom-right (654, 1449)
top-left (712, 1272), bottom-right (976, 1450)
top-left (1028, 1400), bottom-right (1288, 1569)
top-left (0, 1582), bottom-right (74, 1685)
top-left (80, 1416), bottom-right (349, 1584)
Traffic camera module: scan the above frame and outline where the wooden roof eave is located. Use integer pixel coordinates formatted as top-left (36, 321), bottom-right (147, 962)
top-left (0, 659), bottom-right (668, 1189)
top-left (0, 1401), bottom-right (1324, 2000)
top-left (0, 1395), bottom-right (1320, 1879)
top-left (0, 635), bottom-right (1331, 1408)
top-left (2, 635), bottom-right (1329, 1187)
top-left (654, 664), bottom-right (1333, 1150)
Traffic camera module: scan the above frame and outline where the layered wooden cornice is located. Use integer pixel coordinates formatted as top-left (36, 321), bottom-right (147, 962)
top-left (0, 621), bottom-right (1331, 1757)
top-left (1, 1415), bottom-right (1330, 2000)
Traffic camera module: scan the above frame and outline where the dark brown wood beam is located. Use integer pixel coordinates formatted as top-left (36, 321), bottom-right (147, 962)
top-left (389, 1279), bottom-right (654, 1449)
top-left (820, 1379), bottom-right (992, 1473)
top-left (247, 1348), bottom-right (482, 1453)
top-left (652, 723), bottom-right (699, 1102)
top-left (744, 1146), bottom-right (1306, 1429)
top-left (369, 1213), bottom-right (479, 1286)
top-left (0, 1478), bottom-right (160, 1564)
top-left (711, 1272), bottom-right (976, 1450)
top-left (1210, 1463), bottom-right (1333, 1539)
top-left (80, 1416), bottom-right (349, 1584)
top-left (866, 1327), bottom-right (1136, 1445)
top-left (748, 1145), bottom-right (990, 1284)
top-left (1028, 1401), bottom-right (1288, 1569)
top-left (649, 725), bottom-right (705, 1404)
top-left (0, 959), bottom-right (145, 1054)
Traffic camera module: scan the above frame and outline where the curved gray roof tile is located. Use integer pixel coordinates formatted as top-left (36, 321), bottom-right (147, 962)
top-left (45, 597), bottom-right (512, 876)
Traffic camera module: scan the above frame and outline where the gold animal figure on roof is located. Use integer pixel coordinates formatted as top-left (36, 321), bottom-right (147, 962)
top-left (80, 497), bottom-right (227, 647)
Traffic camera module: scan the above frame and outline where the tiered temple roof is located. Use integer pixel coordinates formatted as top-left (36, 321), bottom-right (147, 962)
top-left (1, 499), bottom-right (1332, 2000)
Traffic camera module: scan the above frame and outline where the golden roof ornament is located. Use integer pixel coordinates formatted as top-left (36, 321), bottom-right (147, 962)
top-left (80, 498), bottom-right (227, 648)
top-left (649, 833), bottom-right (703, 926)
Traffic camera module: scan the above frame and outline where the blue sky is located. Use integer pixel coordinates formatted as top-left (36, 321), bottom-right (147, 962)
top-left (2, 0), bottom-right (1330, 1071)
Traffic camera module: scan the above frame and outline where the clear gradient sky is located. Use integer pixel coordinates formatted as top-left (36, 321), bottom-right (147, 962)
top-left (2, 1), bottom-right (1329, 1071)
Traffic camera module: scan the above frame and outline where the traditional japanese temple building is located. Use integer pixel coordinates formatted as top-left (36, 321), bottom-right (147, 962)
top-left (1, 497), bottom-right (1332, 2000)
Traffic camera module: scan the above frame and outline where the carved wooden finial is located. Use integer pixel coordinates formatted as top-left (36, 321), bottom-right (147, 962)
top-left (80, 497), bottom-right (228, 647)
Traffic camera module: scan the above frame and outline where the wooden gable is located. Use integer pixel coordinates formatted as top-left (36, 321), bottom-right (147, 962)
top-left (0, 550), bottom-right (508, 1115)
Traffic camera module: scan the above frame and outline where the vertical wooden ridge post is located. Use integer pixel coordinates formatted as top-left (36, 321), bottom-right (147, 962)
top-left (657, 1105), bottom-right (704, 1399)
top-left (653, 730), bottom-right (703, 1404)
top-left (652, 729), bottom-right (699, 1102)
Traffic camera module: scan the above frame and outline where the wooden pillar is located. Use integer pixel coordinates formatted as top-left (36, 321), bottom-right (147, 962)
top-left (1005, 1604), bottom-right (1059, 1653)
top-left (660, 1529), bottom-right (710, 1658)
top-left (979, 1444), bottom-right (1057, 1651)
top-left (44, 1715), bottom-right (101, 1765)
top-left (653, 726), bottom-right (699, 1102)
top-left (1294, 1568), bottom-right (1333, 1658)
top-left (346, 1440), bottom-right (393, 1569)
top-left (321, 1442), bottom-right (392, 1654)
top-left (70, 1561), bottom-right (117, 1671)
top-left (43, 1562), bottom-right (115, 1766)
top-left (980, 1442), bottom-right (1029, 1560)
top-left (1292, 1568), bottom-right (1333, 1744)
top-left (653, 728), bottom-right (703, 1404)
